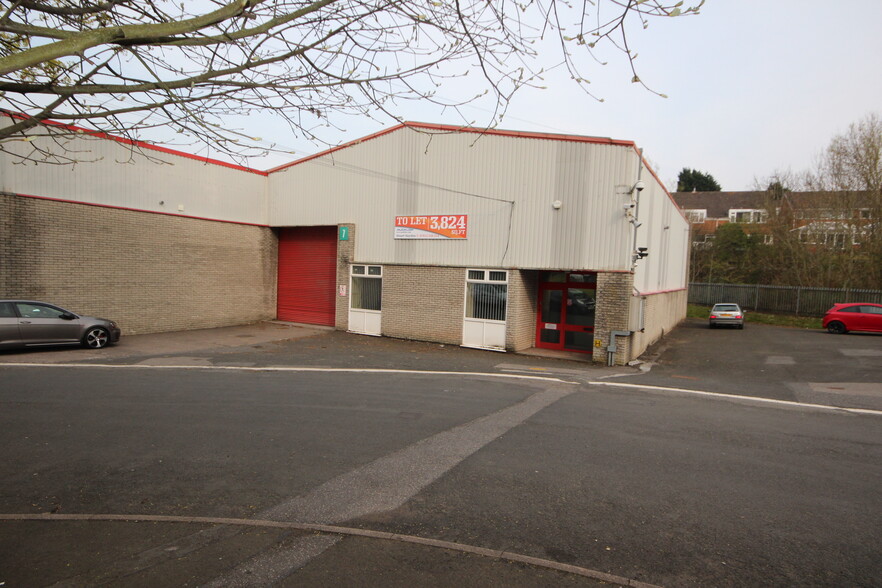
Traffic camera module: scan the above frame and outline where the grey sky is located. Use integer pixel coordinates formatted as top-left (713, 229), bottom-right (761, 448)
top-left (201, 1), bottom-right (882, 192)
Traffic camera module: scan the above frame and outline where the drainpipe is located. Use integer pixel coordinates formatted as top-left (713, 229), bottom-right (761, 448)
top-left (607, 330), bottom-right (632, 367)
top-left (630, 150), bottom-right (645, 270)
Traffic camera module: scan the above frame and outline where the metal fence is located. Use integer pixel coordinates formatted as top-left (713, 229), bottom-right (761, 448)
top-left (689, 283), bottom-right (882, 316)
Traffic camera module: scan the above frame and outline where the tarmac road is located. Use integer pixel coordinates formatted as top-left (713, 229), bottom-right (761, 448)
top-left (627, 319), bottom-right (882, 411)
top-left (0, 320), bottom-right (880, 587)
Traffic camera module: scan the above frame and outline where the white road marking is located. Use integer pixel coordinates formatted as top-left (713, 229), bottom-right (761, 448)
top-left (839, 349), bottom-right (882, 357)
top-left (765, 355), bottom-right (796, 365)
top-left (0, 363), bottom-right (579, 385)
top-left (588, 381), bottom-right (882, 416)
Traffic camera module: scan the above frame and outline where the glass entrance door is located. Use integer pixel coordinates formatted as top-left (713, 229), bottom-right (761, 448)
top-left (535, 273), bottom-right (596, 353)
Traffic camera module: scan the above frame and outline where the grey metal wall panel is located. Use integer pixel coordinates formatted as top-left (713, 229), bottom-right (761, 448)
top-left (632, 176), bottom-right (690, 294)
top-left (1, 127), bottom-right (268, 225)
top-left (269, 127), bottom-right (646, 271)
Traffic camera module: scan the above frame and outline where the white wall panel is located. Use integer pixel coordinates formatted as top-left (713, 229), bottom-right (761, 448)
top-left (1, 118), bottom-right (688, 286)
top-left (1, 124), bottom-right (268, 225)
top-left (269, 126), bottom-right (645, 271)
top-left (632, 172), bottom-right (690, 294)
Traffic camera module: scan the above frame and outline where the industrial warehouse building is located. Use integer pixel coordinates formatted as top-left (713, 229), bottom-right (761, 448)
top-left (1, 118), bottom-right (689, 365)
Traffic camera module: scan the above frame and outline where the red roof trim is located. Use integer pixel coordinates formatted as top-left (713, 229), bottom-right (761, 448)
top-left (4, 191), bottom-right (269, 227)
top-left (266, 124), bottom-right (409, 173)
top-left (267, 121), bottom-right (638, 174)
top-left (1, 110), bottom-right (268, 176)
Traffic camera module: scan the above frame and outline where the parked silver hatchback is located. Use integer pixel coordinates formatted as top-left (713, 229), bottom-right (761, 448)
top-left (0, 300), bottom-right (121, 350)
top-left (709, 302), bottom-right (744, 329)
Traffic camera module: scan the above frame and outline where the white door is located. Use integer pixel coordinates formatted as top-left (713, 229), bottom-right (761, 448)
top-left (348, 265), bottom-right (382, 336)
top-left (461, 269), bottom-right (507, 351)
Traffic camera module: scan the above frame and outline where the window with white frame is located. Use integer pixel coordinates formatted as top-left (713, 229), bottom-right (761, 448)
top-left (685, 209), bottom-right (707, 223)
top-left (729, 209), bottom-right (767, 223)
top-left (465, 269), bottom-right (507, 321)
top-left (350, 265), bottom-right (382, 310)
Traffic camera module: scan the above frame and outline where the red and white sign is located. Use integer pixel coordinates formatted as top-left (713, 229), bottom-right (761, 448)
top-left (394, 215), bottom-right (468, 239)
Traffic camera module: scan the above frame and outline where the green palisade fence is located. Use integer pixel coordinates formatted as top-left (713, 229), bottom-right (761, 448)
top-left (688, 283), bottom-right (882, 316)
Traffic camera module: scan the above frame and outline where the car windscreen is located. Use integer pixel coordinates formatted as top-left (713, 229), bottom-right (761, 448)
top-left (713, 305), bottom-right (739, 312)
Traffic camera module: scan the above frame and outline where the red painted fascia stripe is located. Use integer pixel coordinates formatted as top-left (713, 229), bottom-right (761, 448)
top-left (2, 191), bottom-right (270, 227)
top-left (265, 124), bottom-right (409, 173)
top-left (1, 110), bottom-right (268, 176)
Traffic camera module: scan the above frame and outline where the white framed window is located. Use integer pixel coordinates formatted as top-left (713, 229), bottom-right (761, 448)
top-left (729, 209), bottom-right (767, 224)
top-left (350, 265), bottom-right (382, 311)
top-left (465, 269), bottom-right (508, 321)
top-left (685, 209), bottom-right (707, 223)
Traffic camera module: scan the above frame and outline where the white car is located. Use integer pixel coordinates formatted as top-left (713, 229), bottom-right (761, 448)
top-left (709, 303), bottom-right (744, 329)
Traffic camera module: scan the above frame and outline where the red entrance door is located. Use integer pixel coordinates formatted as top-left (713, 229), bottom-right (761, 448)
top-left (535, 273), bottom-right (596, 353)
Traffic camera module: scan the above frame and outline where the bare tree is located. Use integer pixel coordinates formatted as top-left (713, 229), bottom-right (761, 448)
top-left (0, 0), bottom-right (702, 163)
top-left (807, 113), bottom-right (882, 193)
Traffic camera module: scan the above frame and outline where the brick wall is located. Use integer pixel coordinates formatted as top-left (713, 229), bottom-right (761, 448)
top-left (334, 224), bottom-right (356, 330)
top-left (592, 271), bottom-right (634, 365)
top-left (380, 265), bottom-right (465, 345)
top-left (630, 288), bottom-right (688, 359)
top-left (506, 270), bottom-right (538, 351)
top-left (1, 193), bottom-right (277, 335)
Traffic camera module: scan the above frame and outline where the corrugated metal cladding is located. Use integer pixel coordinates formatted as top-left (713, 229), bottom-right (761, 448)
top-left (631, 175), bottom-right (690, 293)
top-left (0, 124), bottom-right (268, 225)
top-left (277, 227), bottom-right (337, 325)
top-left (268, 127), bottom-right (641, 271)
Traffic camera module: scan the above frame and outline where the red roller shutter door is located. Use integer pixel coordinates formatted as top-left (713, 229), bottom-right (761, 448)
top-left (277, 227), bottom-right (337, 325)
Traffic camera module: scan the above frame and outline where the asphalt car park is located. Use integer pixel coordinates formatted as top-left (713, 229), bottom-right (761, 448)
top-left (634, 318), bottom-right (882, 412)
top-left (1, 319), bottom-right (880, 586)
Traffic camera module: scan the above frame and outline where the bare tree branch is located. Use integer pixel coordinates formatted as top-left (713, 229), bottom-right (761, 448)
top-left (1, 0), bottom-right (702, 163)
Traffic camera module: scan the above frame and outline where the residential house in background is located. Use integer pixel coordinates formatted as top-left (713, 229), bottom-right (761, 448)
top-left (673, 190), bottom-right (878, 249)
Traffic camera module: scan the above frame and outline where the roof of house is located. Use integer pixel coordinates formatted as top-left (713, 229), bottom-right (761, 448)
top-left (673, 191), bottom-right (768, 217)
top-left (673, 190), bottom-right (877, 218)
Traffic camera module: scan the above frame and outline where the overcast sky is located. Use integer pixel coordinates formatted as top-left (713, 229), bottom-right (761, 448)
top-left (217, 1), bottom-right (882, 192)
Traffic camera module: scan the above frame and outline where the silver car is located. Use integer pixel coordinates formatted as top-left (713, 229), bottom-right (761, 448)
top-left (709, 303), bottom-right (744, 329)
top-left (0, 300), bottom-right (121, 349)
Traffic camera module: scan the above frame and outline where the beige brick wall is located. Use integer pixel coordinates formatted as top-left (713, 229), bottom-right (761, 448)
top-left (630, 288), bottom-right (688, 359)
top-left (380, 265), bottom-right (465, 345)
top-left (592, 271), bottom-right (634, 365)
top-left (506, 270), bottom-right (538, 351)
top-left (1, 193), bottom-right (277, 335)
top-left (335, 224), bottom-right (356, 330)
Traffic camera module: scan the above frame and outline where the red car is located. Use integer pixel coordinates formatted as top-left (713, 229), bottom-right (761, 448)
top-left (822, 303), bottom-right (882, 334)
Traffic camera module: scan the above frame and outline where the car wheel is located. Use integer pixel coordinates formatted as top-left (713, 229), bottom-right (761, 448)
top-left (82, 327), bottom-right (110, 349)
top-left (826, 321), bottom-right (847, 335)
top-left (738, 324), bottom-right (744, 329)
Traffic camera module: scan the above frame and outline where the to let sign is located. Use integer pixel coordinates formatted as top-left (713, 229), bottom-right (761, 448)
top-left (394, 215), bottom-right (468, 240)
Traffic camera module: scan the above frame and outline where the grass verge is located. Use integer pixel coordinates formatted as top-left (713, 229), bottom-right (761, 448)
top-left (687, 304), bottom-right (823, 329)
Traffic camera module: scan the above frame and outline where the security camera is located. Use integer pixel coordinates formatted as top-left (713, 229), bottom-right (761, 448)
top-left (634, 180), bottom-right (646, 193)
top-left (623, 203), bottom-right (635, 210)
